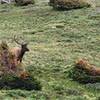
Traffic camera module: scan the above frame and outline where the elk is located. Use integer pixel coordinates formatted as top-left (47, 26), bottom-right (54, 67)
top-left (9, 36), bottom-right (30, 78)
top-left (9, 36), bottom-right (29, 67)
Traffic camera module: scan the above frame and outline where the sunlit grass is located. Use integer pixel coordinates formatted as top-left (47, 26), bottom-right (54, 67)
top-left (0, 0), bottom-right (99, 99)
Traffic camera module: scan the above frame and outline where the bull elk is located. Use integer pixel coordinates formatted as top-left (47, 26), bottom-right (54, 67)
top-left (10, 35), bottom-right (29, 65)
top-left (9, 35), bottom-right (30, 78)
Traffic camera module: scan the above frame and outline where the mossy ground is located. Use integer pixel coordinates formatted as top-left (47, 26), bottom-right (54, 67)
top-left (0, 0), bottom-right (99, 99)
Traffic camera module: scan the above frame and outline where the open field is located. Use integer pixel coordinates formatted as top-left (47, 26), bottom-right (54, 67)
top-left (0, 0), bottom-right (100, 100)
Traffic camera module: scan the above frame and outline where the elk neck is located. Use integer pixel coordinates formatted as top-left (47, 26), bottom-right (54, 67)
top-left (17, 48), bottom-right (26, 62)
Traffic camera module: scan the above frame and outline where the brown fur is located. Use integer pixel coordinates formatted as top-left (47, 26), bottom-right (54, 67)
top-left (10, 44), bottom-right (29, 63)
top-left (10, 47), bottom-right (21, 66)
top-left (0, 42), bottom-right (17, 72)
top-left (75, 59), bottom-right (100, 76)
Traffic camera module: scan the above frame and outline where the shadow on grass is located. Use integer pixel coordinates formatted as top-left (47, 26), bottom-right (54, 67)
top-left (68, 67), bottom-right (100, 84)
top-left (0, 73), bottom-right (42, 91)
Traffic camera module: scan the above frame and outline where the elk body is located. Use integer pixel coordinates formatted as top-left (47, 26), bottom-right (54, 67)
top-left (9, 36), bottom-right (29, 78)
top-left (10, 44), bottom-right (29, 65)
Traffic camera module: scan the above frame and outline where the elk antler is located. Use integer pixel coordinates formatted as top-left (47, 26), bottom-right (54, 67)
top-left (13, 35), bottom-right (29, 45)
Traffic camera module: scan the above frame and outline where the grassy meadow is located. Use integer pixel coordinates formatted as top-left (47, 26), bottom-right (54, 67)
top-left (0, 0), bottom-right (100, 99)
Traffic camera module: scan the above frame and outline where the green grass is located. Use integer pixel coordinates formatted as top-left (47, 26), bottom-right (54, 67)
top-left (0, 0), bottom-right (100, 99)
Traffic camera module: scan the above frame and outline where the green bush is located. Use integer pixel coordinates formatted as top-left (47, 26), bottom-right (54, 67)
top-left (49, 0), bottom-right (94, 10)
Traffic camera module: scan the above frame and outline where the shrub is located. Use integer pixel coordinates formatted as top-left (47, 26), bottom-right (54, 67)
top-left (49, 0), bottom-right (94, 10)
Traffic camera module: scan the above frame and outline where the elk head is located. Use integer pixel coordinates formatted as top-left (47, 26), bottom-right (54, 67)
top-left (20, 43), bottom-right (29, 52)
